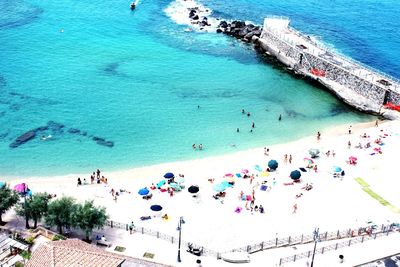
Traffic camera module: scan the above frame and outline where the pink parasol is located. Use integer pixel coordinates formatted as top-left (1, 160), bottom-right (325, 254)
top-left (14, 183), bottom-right (27, 193)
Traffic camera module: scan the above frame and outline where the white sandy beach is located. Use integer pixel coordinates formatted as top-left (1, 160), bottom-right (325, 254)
top-left (3, 119), bottom-right (400, 265)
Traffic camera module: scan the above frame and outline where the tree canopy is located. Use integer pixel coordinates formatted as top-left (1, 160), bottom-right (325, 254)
top-left (0, 185), bottom-right (19, 224)
top-left (45, 196), bottom-right (76, 234)
top-left (16, 192), bottom-right (50, 228)
top-left (73, 200), bottom-right (108, 241)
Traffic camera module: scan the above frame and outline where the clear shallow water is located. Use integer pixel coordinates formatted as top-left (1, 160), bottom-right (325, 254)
top-left (1, 0), bottom-right (397, 176)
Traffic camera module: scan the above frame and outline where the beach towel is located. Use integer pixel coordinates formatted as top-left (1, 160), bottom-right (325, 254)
top-left (299, 167), bottom-right (307, 172)
top-left (235, 207), bottom-right (242, 213)
top-left (260, 185), bottom-right (268, 191)
top-left (261, 172), bottom-right (269, 177)
top-left (284, 182), bottom-right (294, 186)
top-left (236, 173), bottom-right (242, 178)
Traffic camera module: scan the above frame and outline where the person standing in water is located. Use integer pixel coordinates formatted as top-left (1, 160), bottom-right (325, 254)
top-left (278, 114), bottom-right (282, 121)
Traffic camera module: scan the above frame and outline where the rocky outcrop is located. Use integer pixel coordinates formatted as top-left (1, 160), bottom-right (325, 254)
top-left (9, 131), bottom-right (35, 148)
top-left (10, 121), bottom-right (115, 148)
top-left (217, 20), bottom-right (262, 43)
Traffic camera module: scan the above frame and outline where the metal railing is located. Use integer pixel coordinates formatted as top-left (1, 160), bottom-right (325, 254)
top-left (278, 224), bottom-right (400, 266)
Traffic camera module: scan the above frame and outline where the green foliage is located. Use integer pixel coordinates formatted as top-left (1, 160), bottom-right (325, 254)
top-left (0, 185), bottom-right (20, 223)
top-left (45, 197), bottom-right (77, 234)
top-left (24, 235), bottom-right (35, 245)
top-left (52, 234), bottom-right (65, 241)
top-left (16, 192), bottom-right (50, 228)
top-left (20, 250), bottom-right (31, 260)
top-left (73, 200), bottom-right (108, 241)
top-left (14, 261), bottom-right (24, 267)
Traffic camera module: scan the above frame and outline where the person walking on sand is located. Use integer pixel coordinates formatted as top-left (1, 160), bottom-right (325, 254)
top-left (129, 221), bottom-right (135, 234)
top-left (317, 131), bottom-right (321, 141)
top-left (375, 120), bottom-right (379, 127)
top-left (348, 125), bottom-right (352, 135)
top-left (284, 154), bottom-right (288, 164)
top-left (96, 169), bottom-right (101, 179)
top-left (289, 154), bottom-right (292, 164)
top-left (292, 203), bottom-right (297, 213)
top-left (332, 150), bottom-right (336, 157)
top-left (348, 140), bottom-right (351, 149)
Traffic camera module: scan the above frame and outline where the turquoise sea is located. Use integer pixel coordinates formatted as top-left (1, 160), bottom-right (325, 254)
top-left (1, 0), bottom-right (399, 177)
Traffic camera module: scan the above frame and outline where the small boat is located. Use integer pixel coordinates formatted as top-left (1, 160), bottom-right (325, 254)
top-left (130, 2), bottom-right (136, 10)
top-left (220, 252), bottom-right (250, 263)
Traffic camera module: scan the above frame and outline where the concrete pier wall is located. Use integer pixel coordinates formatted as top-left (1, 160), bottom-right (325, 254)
top-left (256, 25), bottom-right (400, 118)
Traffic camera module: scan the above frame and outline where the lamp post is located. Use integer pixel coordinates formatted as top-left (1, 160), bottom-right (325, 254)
top-left (310, 227), bottom-right (319, 267)
top-left (177, 216), bottom-right (185, 262)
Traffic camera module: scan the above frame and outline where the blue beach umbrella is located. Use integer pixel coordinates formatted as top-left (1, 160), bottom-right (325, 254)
top-left (213, 183), bottom-right (226, 192)
top-left (164, 172), bottom-right (175, 179)
top-left (268, 160), bottom-right (278, 171)
top-left (150, 205), bottom-right (163, 212)
top-left (332, 166), bottom-right (342, 173)
top-left (138, 188), bottom-right (150, 196)
top-left (221, 181), bottom-right (233, 188)
top-left (290, 170), bottom-right (301, 180)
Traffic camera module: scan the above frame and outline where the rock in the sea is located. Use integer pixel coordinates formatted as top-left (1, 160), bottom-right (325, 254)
top-left (216, 28), bottom-right (223, 33)
top-left (92, 136), bottom-right (105, 142)
top-left (96, 140), bottom-right (114, 148)
top-left (219, 21), bottom-right (228, 28)
top-left (47, 121), bottom-right (65, 131)
top-left (68, 128), bottom-right (80, 134)
top-left (192, 15), bottom-right (199, 20)
top-left (10, 131), bottom-right (36, 148)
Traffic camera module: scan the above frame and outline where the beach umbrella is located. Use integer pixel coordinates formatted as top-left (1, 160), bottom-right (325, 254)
top-left (332, 166), bottom-right (342, 173)
top-left (290, 170), bottom-right (301, 181)
top-left (213, 183), bottom-right (226, 192)
top-left (14, 183), bottom-right (27, 193)
top-left (0, 181), bottom-right (5, 188)
top-left (164, 172), bottom-right (175, 179)
top-left (221, 181), bottom-right (233, 188)
top-left (309, 149), bottom-right (320, 158)
top-left (188, 185), bottom-right (199, 194)
top-left (150, 205), bottom-right (163, 212)
top-left (304, 158), bottom-right (314, 168)
top-left (268, 160), bottom-right (278, 171)
top-left (241, 169), bottom-right (249, 174)
top-left (138, 188), bottom-right (150, 196)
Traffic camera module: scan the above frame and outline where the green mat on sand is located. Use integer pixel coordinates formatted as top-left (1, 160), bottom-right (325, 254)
top-left (362, 188), bottom-right (390, 206)
top-left (354, 177), bottom-right (369, 187)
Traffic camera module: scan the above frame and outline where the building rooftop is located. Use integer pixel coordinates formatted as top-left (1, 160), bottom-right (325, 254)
top-left (26, 239), bottom-right (125, 267)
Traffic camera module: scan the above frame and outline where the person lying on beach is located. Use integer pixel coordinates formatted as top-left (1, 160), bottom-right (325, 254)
top-left (296, 193), bottom-right (303, 198)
